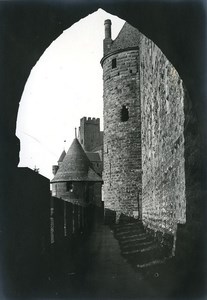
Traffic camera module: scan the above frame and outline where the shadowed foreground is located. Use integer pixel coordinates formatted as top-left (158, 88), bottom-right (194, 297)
top-left (25, 222), bottom-right (203, 300)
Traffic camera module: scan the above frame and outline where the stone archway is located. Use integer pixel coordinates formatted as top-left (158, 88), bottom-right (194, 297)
top-left (0, 1), bottom-right (205, 167)
top-left (0, 0), bottom-right (206, 296)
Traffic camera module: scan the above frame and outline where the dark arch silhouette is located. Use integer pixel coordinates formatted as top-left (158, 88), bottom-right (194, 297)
top-left (0, 1), bottom-right (206, 297)
top-left (0, 1), bottom-right (205, 164)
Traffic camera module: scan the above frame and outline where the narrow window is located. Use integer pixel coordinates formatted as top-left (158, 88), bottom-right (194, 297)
top-left (121, 105), bottom-right (129, 122)
top-left (112, 58), bottom-right (117, 69)
top-left (66, 181), bottom-right (73, 192)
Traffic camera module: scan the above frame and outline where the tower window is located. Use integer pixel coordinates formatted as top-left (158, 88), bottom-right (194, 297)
top-left (112, 58), bottom-right (117, 69)
top-left (66, 182), bottom-right (73, 192)
top-left (121, 105), bottom-right (129, 122)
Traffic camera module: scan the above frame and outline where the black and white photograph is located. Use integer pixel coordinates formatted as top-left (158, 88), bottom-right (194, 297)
top-left (0, 0), bottom-right (206, 299)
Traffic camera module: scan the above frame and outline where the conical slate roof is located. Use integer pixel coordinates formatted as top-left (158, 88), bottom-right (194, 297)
top-left (106, 22), bottom-right (140, 58)
top-left (51, 138), bottom-right (102, 183)
top-left (58, 150), bottom-right (66, 162)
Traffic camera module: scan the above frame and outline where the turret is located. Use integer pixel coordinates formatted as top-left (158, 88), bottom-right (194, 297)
top-left (78, 117), bottom-right (101, 152)
top-left (102, 22), bottom-right (142, 220)
top-left (103, 19), bottom-right (113, 55)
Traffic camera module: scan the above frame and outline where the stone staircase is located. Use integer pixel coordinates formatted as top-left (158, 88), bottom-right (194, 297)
top-left (112, 221), bottom-right (172, 270)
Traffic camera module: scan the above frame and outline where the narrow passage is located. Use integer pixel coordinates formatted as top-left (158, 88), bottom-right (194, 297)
top-left (45, 223), bottom-right (178, 299)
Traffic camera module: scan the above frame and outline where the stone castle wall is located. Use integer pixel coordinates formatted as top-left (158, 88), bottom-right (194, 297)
top-left (79, 117), bottom-right (102, 152)
top-left (102, 49), bottom-right (142, 219)
top-left (140, 35), bottom-right (186, 235)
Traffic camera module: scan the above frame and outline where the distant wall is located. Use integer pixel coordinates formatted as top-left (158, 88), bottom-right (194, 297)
top-left (51, 196), bottom-right (104, 244)
top-left (51, 197), bottom-right (85, 244)
top-left (140, 35), bottom-right (186, 235)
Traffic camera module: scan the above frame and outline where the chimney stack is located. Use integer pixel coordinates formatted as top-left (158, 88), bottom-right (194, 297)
top-left (104, 19), bottom-right (111, 39)
top-left (103, 19), bottom-right (112, 55)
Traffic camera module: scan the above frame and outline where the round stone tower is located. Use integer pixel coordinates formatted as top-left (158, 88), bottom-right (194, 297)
top-left (101, 21), bottom-right (142, 221)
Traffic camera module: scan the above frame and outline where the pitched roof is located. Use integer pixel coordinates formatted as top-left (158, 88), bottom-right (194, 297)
top-left (51, 138), bottom-right (102, 183)
top-left (104, 22), bottom-right (140, 60)
top-left (86, 152), bottom-right (101, 162)
top-left (58, 150), bottom-right (66, 162)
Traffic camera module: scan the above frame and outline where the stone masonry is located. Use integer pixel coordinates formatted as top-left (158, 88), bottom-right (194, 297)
top-left (101, 21), bottom-right (186, 232)
top-left (140, 35), bottom-right (185, 235)
top-left (78, 117), bottom-right (103, 152)
top-left (101, 23), bottom-right (142, 219)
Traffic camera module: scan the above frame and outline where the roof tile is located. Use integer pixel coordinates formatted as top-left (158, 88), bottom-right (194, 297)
top-left (51, 138), bottom-right (102, 183)
top-left (107, 22), bottom-right (140, 55)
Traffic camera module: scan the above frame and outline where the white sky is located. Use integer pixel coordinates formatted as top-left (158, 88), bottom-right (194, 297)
top-left (16, 9), bottom-right (125, 180)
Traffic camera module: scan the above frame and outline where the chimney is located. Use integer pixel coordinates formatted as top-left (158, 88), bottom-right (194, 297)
top-left (103, 19), bottom-right (112, 55)
top-left (104, 19), bottom-right (111, 38)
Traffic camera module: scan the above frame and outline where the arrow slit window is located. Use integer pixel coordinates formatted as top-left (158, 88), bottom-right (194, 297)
top-left (121, 105), bottom-right (129, 122)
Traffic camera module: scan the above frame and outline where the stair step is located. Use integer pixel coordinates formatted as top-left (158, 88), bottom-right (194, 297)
top-left (136, 257), bottom-right (169, 269)
top-left (125, 247), bottom-right (166, 265)
top-left (120, 235), bottom-right (151, 244)
top-left (121, 240), bottom-right (154, 249)
top-left (119, 232), bottom-right (146, 241)
top-left (115, 223), bottom-right (143, 229)
top-left (115, 225), bottom-right (144, 232)
top-left (115, 229), bottom-right (144, 236)
top-left (115, 221), bottom-right (142, 228)
top-left (111, 221), bottom-right (173, 272)
top-left (122, 244), bottom-right (158, 255)
top-left (114, 225), bottom-right (137, 231)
